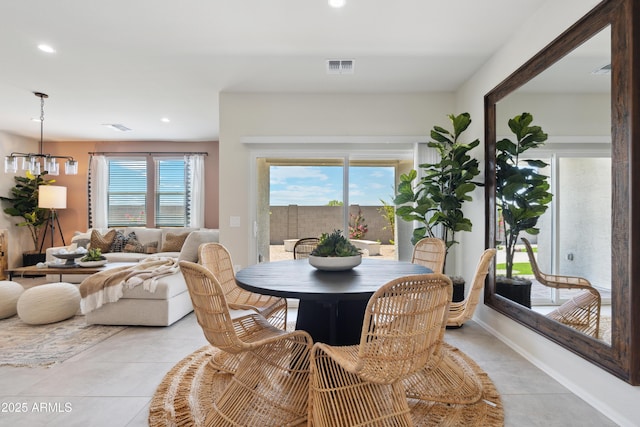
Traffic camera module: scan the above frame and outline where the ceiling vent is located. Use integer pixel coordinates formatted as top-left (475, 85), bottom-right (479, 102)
top-left (326, 59), bottom-right (354, 74)
top-left (102, 123), bottom-right (132, 132)
top-left (591, 63), bottom-right (611, 75)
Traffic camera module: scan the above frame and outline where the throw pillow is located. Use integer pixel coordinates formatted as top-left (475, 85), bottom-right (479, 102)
top-left (178, 230), bottom-right (220, 262)
top-left (90, 229), bottom-right (117, 253)
top-left (161, 232), bottom-right (189, 252)
top-left (124, 239), bottom-right (159, 254)
top-left (110, 231), bottom-right (137, 252)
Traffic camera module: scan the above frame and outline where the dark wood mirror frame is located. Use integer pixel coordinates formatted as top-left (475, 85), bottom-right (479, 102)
top-left (484, 0), bottom-right (639, 385)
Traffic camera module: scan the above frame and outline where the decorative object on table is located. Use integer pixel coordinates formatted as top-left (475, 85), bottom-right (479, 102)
top-left (495, 112), bottom-right (552, 307)
top-left (394, 112), bottom-right (482, 272)
top-left (308, 229), bottom-right (362, 271)
top-left (149, 344), bottom-right (503, 427)
top-left (78, 248), bottom-right (108, 267)
top-left (52, 252), bottom-right (84, 268)
top-left (0, 315), bottom-right (125, 367)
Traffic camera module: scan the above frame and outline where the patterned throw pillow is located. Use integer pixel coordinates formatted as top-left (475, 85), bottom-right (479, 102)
top-left (90, 229), bottom-right (117, 253)
top-left (110, 231), bottom-right (137, 252)
top-left (161, 232), bottom-right (189, 252)
top-left (124, 239), bottom-right (159, 254)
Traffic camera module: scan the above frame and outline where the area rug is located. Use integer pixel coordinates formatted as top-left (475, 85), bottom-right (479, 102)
top-left (148, 344), bottom-right (504, 426)
top-left (0, 315), bottom-right (126, 367)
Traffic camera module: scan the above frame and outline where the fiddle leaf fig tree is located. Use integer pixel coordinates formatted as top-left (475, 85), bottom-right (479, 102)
top-left (394, 113), bottom-right (481, 267)
top-left (496, 112), bottom-right (553, 279)
top-left (0, 171), bottom-right (55, 252)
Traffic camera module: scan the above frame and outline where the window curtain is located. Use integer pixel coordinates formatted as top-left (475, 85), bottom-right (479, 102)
top-left (88, 155), bottom-right (108, 229)
top-left (187, 154), bottom-right (205, 228)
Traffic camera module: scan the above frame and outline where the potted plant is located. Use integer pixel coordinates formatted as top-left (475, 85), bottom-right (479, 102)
top-left (0, 171), bottom-right (55, 265)
top-left (309, 229), bottom-right (362, 271)
top-left (495, 112), bottom-right (553, 307)
top-left (394, 112), bottom-right (481, 271)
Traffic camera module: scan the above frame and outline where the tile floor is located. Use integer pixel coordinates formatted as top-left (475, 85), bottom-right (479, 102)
top-left (0, 307), bottom-right (617, 426)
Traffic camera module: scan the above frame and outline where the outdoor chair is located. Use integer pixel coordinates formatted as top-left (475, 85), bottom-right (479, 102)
top-left (293, 237), bottom-right (320, 259)
top-left (521, 237), bottom-right (601, 338)
top-left (446, 248), bottom-right (497, 327)
top-left (199, 242), bottom-right (287, 330)
top-left (411, 237), bottom-right (446, 274)
top-left (308, 273), bottom-right (452, 426)
top-left (179, 261), bottom-right (313, 426)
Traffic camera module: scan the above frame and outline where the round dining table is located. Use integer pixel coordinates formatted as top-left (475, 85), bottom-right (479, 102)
top-left (235, 258), bottom-right (431, 345)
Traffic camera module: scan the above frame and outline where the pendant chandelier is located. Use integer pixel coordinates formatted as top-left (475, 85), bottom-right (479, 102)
top-left (4, 92), bottom-right (78, 176)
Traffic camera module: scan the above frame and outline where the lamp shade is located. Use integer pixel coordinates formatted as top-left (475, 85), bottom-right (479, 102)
top-left (38, 185), bottom-right (67, 209)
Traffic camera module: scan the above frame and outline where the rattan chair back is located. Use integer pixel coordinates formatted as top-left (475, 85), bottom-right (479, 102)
top-left (198, 242), bottom-right (287, 328)
top-left (447, 248), bottom-right (497, 327)
top-left (522, 237), bottom-right (601, 337)
top-left (293, 237), bottom-right (320, 259)
top-left (411, 237), bottom-right (447, 274)
top-left (357, 273), bottom-right (452, 383)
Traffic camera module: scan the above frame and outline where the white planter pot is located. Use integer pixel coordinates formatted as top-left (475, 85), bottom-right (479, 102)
top-left (308, 254), bottom-right (362, 271)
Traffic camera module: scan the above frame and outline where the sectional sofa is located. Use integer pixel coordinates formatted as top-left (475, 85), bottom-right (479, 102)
top-left (46, 227), bottom-right (219, 326)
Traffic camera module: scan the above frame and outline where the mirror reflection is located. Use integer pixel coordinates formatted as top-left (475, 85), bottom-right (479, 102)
top-left (494, 26), bottom-right (612, 344)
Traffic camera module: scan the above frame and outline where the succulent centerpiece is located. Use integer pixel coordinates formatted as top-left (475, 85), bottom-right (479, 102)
top-left (308, 230), bottom-right (362, 271)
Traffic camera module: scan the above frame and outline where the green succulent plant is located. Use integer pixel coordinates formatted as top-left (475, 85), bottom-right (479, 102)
top-left (311, 230), bottom-right (361, 257)
top-left (81, 248), bottom-right (105, 262)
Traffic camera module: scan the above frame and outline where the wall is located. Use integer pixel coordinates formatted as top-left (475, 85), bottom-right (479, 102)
top-left (1, 138), bottom-right (219, 267)
top-left (456, 0), bottom-right (640, 425)
top-left (218, 92), bottom-right (454, 268)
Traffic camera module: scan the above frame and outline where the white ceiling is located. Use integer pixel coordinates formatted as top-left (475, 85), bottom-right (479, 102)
top-left (1, 0), bottom-right (569, 143)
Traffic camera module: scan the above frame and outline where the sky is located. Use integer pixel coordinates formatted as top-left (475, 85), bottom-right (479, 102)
top-left (270, 166), bottom-right (395, 206)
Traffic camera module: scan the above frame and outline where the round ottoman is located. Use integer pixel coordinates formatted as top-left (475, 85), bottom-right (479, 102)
top-left (0, 280), bottom-right (25, 319)
top-left (17, 282), bottom-right (80, 325)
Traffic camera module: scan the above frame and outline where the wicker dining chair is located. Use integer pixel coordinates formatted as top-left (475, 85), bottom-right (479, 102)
top-left (308, 274), bottom-right (452, 426)
top-left (179, 261), bottom-right (313, 426)
top-left (521, 237), bottom-right (601, 338)
top-left (446, 248), bottom-right (497, 327)
top-left (293, 237), bottom-right (320, 259)
top-left (411, 237), bottom-right (447, 274)
top-left (199, 242), bottom-right (287, 330)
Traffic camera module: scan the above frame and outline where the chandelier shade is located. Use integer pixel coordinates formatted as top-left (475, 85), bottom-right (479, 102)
top-left (3, 92), bottom-right (78, 176)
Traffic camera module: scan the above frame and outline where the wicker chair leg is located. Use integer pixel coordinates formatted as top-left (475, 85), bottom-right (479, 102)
top-left (207, 336), bottom-right (311, 427)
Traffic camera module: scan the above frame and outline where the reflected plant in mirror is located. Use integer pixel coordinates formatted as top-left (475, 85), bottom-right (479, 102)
top-left (496, 112), bottom-right (552, 280)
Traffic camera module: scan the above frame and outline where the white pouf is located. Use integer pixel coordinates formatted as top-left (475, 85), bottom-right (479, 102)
top-left (17, 282), bottom-right (80, 325)
top-left (0, 281), bottom-right (25, 319)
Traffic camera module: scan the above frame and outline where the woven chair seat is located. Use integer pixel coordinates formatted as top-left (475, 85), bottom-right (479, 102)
top-left (309, 274), bottom-right (452, 426)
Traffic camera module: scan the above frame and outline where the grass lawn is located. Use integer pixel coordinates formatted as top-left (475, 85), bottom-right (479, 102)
top-left (496, 261), bottom-right (533, 276)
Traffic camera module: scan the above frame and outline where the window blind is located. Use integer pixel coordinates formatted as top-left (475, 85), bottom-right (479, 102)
top-left (107, 158), bottom-right (147, 226)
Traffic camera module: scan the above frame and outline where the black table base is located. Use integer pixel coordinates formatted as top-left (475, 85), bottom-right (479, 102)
top-left (295, 299), bottom-right (368, 346)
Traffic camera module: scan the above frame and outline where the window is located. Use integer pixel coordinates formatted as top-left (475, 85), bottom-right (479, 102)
top-left (106, 156), bottom-right (191, 227)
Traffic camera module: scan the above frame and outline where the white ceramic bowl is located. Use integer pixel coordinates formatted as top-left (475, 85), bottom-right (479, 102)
top-left (78, 259), bottom-right (108, 268)
top-left (308, 254), bottom-right (362, 271)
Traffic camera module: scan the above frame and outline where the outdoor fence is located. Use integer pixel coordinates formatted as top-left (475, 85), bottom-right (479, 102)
top-left (269, 205), bottom-right (393, 244)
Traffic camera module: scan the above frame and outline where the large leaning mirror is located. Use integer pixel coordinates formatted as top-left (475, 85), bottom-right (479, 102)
top-left (484, 0), bottom-right (639, 385)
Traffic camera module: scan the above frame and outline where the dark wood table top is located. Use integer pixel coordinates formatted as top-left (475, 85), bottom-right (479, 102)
top-left (7, 262), bottom-right (137, 279)
top-left (235, 258), bottom-right (431, 302)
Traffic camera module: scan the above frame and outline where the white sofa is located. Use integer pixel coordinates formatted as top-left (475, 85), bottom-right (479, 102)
top-left (46, 227), bottom-right (219, 326)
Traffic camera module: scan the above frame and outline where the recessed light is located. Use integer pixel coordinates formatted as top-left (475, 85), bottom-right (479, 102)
top-left (161, 117), bottom-right (170, 123)
top-left (38, 44), bottom-right (56, 54)
top-left (328, 0), bottom-right (346, 8)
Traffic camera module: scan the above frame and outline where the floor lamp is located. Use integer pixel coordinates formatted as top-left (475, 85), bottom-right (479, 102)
top-left (38, 185), bottom-right (67, 252)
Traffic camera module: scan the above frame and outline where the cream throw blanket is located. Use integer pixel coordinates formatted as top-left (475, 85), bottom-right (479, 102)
top-left (80, 257), bottom-right (180, 314)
